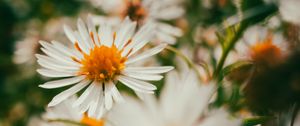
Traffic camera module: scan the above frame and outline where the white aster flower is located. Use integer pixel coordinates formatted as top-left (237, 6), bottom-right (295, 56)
top-left (234, 25), bottom-right (289, 66)
top-left (108, 69), bottom-right (242, 126)
top-left (13, 17), bottom-right (74, 66)
top-left (93, 0), bottom-right (185, 44)
top-left (214, 25), bottom-right (289, 68)
top-left (28, 96), bottom-right (108, 126)
top-left (13, 31), bottom-right (40, 65)
top-left (36, 16), bottom-right (173, 118)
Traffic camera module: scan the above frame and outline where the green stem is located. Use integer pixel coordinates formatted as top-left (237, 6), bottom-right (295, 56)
top-left (165, 46), bottom-right (207, 81)
top-left (213, 24), bottom-right (246, 80)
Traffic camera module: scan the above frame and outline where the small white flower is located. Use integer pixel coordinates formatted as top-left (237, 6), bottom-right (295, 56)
top-left (93, 0), bottom-right (185, 44)
top-left (43, 97), bottom-right (86, 126)
top-left (234, 25), bottom-right (289, 66)
top-left (108, 69), bottom-right (241, 126)
top-left (28, 96), bottom-right (107, 126)
top-left (37, 16), bottom-right (173, 118)
top-left (13, 17), bottom-right (74, 66)
top-left (13, 32), bottom-right (40, 65)
top-left (214, 25), bottom-right (289, 67)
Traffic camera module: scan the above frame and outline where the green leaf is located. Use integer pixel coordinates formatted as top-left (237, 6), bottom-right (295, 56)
top-left (240, 0), bottom-right (278, 26)
top-left (243, 116), bottom-right (273, 126)
top-left (222, 61), bottom-right (253, 77)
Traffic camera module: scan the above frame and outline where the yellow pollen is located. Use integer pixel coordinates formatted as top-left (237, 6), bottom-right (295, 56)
top-left (80, 114), bottom-right (105, 126)
top-left (78, 44), bottom-right (127, 82)
top-left (250, 35), bottom-right (282, 66)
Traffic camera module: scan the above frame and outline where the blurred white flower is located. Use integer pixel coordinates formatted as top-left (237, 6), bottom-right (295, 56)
top-left (92, 0), bottom-right (185, 44)
top-left (193, 25), bottom-right (219, 46)
top-left (13, 31), bottom-right (40, 65)
top-left (107, 69), bottom-right (241, 126)
top-left (28, 96), bottom-right (108, 126)
top-left (13, 17), bottom-right (74, 66)
top-left (235, 25), bottom-right (289, 66)
top-left (37, 16), bottom-right (173, 118)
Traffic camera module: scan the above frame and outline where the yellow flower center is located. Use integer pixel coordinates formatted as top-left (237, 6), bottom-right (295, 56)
top-left (77, 44), bottom-right (127, 82)
top-left (250, 35), bottom-right (282, 66)
top-left (80, 114), bottom-right (105, 126)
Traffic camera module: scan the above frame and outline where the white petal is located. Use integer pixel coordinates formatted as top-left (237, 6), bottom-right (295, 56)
top-left (123, 72), bottom-right (163, 81)
top-left (88, 84), bottom-right (103, 118)
top-left (87, 15), bottom-right (100, 46)
top-left (77, 82), bottom-right (100, 114)
top-left (39, 76), bottom-right (85, 89)
top-left (40, 47), bottom-right (77, 66)
top-left (37, 69), bottom-right (75, 78)
top-left (135, 91), bottom-right (147, 100)
top-left (77, 18), bottom-right (93, 49)
top-left (110, 83), bottom-right (124, 103)
top-left (64, 25), bottom-right (77, 43)
top-left (37, 59), bottom-right (78, 72)
top-left (48, 80), bottom-right (90, 107)
top-left (200, 109), bottom-right (242, 126)
top-left (74, 31), bottom-right (89, 54)
top-left (94, 104), bottom-right (105, 119)
top-left (39, 41), bottom-right (73, 62)
top-left (154, 6), bottom-right (184, 20)
top-left (104, 82), bottom-right (113, 110)
top-left (124, 66), bottom-right (174, 74)
top-left (126, 43), bottom-right (167, 64)
top-left (73, 82), bottom-right (96, 108)
top-left (115, 17), bottom-right (137, 49)
top-left (99, 24), bottom-right (113, 47)
top-left (51, 40), bottom-right (83, 59)
top-left (156, 30), bottom-right (177, 44)
top-left (36, 54), bottom-right (80, 69)
top-left (78, 85), bottom-right (98, 113)
top-left (157, 23), bottom-right (183, 37)
top-left (118, 75), bottom-right (156, 93)
top-left (50, 41), bottom-right (74, 56)
top-left (122, 22), bottom-right (155, 56)
top-left (89, 85), bottom-right (106, 119)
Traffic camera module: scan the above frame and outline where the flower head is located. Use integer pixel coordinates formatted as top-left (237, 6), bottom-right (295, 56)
top-left (122, 0), bottom-right (147, 24)
top-left (28, 96), bottom-right (106, 126)
top-left (108, 69), bottom-right (241, 126)
top-left (235, 26), bottom-right (289, 67)
top-left (37, 16), bottom-right (173, 118)
top-left (250, 35), bottom-right (283, 66)
top-left (93, 0), bottom-right (185, 44)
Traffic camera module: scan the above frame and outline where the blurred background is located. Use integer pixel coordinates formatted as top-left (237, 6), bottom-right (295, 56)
top-left (0, 0), bottom-right (93, 125)
top-left (1, 0), bottom-right (300, 125)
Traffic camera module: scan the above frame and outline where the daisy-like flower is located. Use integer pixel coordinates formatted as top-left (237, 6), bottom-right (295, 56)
top-left (235, 25), bottom-right (289, 67)
top-left (36, 16), bottom-right (173, 118)
top-left (28, 96), bottom-right (108, 126)
top-left (93, 0), bottom-right (185, 44)
top-left (13, 17), bottom-right (74, 65)
top-left (108, 69), bottom-right (242, 126)
top-left (13, 17), bottom-right (74, 78)
top-left (13, 31), bottom-right (40, 65)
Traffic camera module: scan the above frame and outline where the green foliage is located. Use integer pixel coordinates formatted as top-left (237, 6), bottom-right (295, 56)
top-left (222, 60), bottom-right (253, 78)
top-left (242, 116), bottom-right (273, 126)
